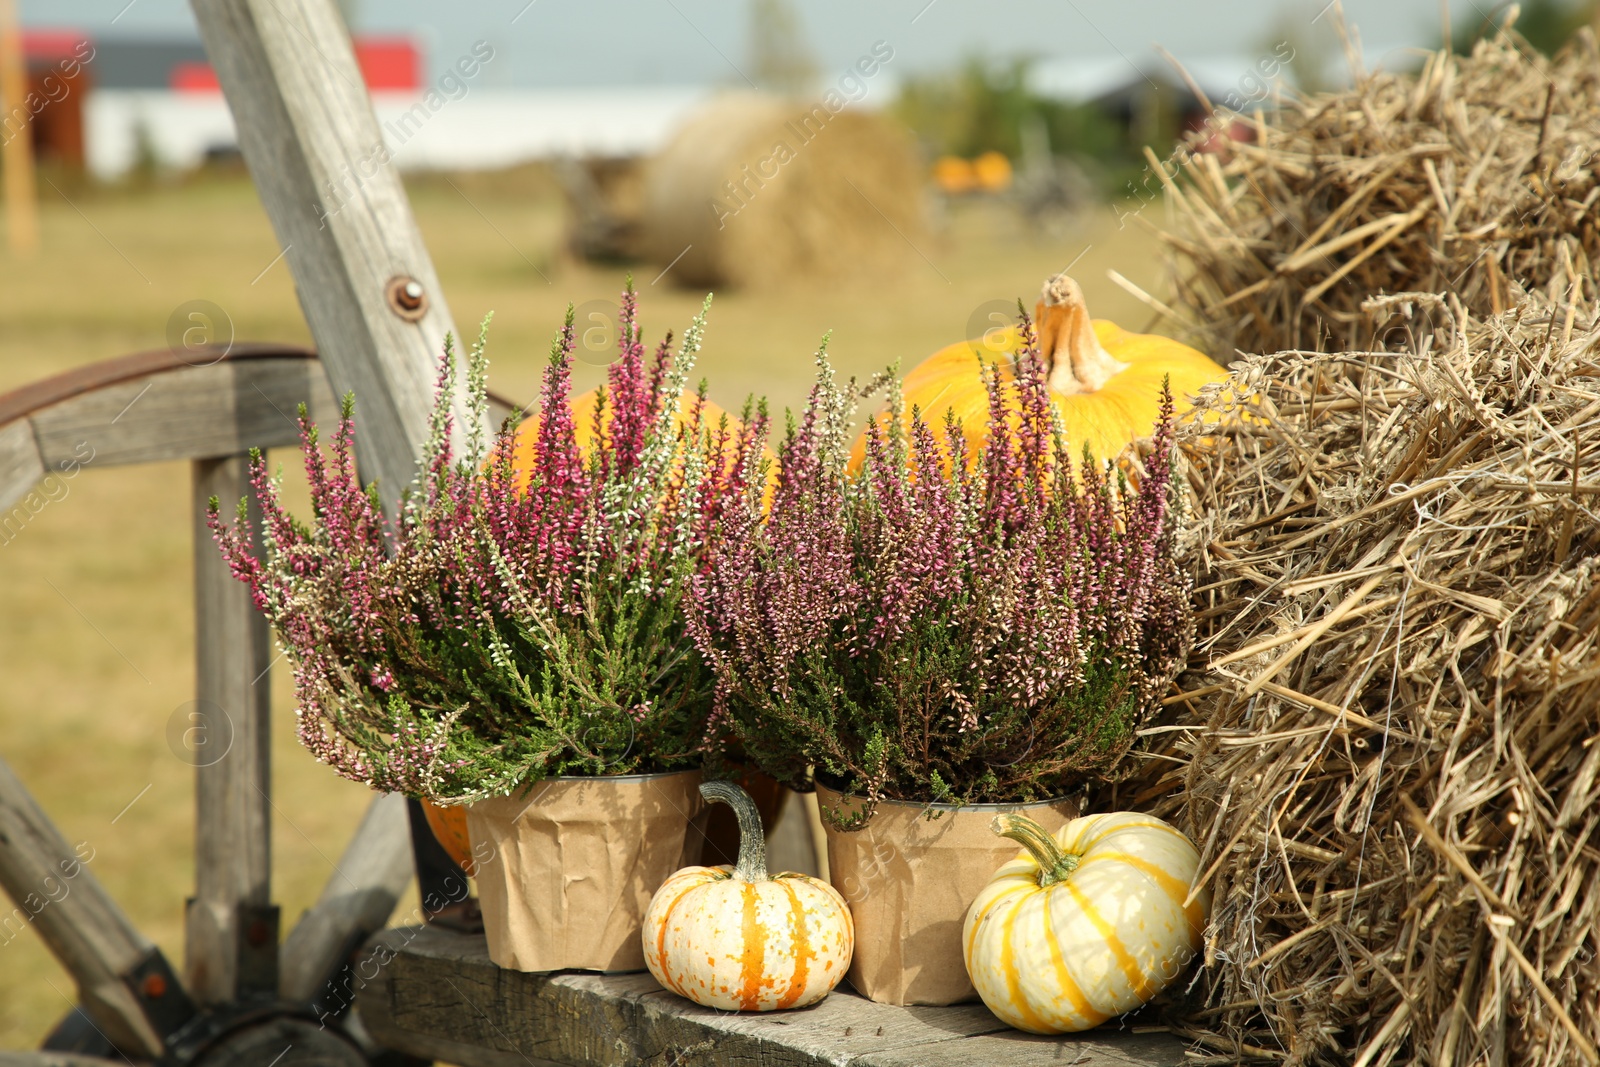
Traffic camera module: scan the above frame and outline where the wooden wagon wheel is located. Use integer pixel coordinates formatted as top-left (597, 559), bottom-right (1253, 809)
top-left (0, 346), bottom-right (514, 1067)
top-left (1, 1), bottom-right (512, 1061)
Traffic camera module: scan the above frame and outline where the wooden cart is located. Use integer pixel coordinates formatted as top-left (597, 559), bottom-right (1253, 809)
top-left (0, 4), bottom-right (1188, 1064)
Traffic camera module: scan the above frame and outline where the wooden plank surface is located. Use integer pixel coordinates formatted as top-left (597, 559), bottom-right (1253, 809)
top-left (356, 926), bottom-right (1188, 1067)
top-left (185, 454), bottom-right (275, 1004)
top-left (0, 758), bottom-right (165, 1057)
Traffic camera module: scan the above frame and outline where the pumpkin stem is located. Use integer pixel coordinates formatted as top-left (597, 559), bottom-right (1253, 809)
top-left (700, 781), bottom-right (768, 883)
top-left (992, 813), bottom-right (1079, 888)
top-left (1035, 272), bottom-right (1129, 396)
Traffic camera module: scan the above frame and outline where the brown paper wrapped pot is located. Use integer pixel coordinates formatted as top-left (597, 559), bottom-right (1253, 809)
top-left (466, 769), bottom-right (704, 973)
top-left (815, 782), bottom-right (1076, 1006)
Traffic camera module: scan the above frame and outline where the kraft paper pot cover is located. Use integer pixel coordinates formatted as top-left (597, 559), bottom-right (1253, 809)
top-left (815, 782), bottom-right (1076, 1006)
top-left (466, 769), bottom-right (705, 973)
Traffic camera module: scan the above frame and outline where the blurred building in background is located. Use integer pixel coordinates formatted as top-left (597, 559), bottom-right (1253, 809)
top-left (20, 28), bottom-right (715, 180)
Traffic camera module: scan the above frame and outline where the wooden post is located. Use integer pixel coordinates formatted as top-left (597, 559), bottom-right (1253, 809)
top-left (188, 0), bottom-right (494, 1005)
top-left (0, 0), bottom-right (39, 257)
top-left (185, 454), bottom-right (275, 1004)
top-left (0, 759), bottom-right (165, 1057)
top-left (188, 0), bottom-right (480, 508)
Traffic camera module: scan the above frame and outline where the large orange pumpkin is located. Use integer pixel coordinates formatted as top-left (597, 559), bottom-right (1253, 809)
top-left (852, 272), bottom-right (1228, 470)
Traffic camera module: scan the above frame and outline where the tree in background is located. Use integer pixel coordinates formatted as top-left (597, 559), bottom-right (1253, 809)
top-left (890, 58), bottom-right (1144, 192)
top-left (748, 0), bottom-right (818, 95)
top-left (1453, 0), bottom-right (1595, 54)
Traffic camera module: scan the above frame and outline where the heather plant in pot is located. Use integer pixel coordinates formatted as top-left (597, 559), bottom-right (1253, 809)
top-left (211, 289), bottom-right (767, 972)
top-left (688, 322), bottom-right (1192, 1004)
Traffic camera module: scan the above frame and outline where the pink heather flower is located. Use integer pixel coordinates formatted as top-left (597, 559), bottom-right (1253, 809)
top-left (208, 286), bottom-right (760, 802)
top-left (690, 314), bottom-right (1193, 821)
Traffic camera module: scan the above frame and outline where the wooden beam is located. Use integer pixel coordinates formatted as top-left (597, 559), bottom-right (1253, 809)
top-left (28, 357), bottom-right (336, 471)
top-left (279, 791), bottom-right (412, 1005)
top-left (356, 926), bottom-right (1189, 1067)
top-left (0, 758), bottom-right (165, 1057)
top-left (187, 0), bottom-right (483, 511)
top-left (185, 454), bottom-right (275, 1004)
top-left (1, 348), bottom-right (518, 475)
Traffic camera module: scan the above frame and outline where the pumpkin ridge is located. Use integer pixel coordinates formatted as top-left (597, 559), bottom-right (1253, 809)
top-left (775, 881), bottom-right (811, 1010)
top-left (1040, 887), bottom-right (1108, 1029)
top-left (998, 893), bottom-right (1051, 1034)
top-left (738, 880), bottom-right (764, 1010)
top-left (967, 882), bottom-right (1031, 966)
top-left (1079, 816), bottom-right (1186, 854)
top-left (654, 876), bottom-right (708, 997)
top-left (1076, 850), bottom-right (1191, 907)
top-left (1069, 813), bottom-right (1122, 855)
top-left (1064, 881), bottom-right (1154, 1005)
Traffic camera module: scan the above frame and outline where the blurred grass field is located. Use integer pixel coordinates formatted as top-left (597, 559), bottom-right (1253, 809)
top-left (0, 166), bottom-right (1166, 1047)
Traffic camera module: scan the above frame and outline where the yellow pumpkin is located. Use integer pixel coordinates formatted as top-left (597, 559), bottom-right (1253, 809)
top-left (963, 811), bottom-right (1210, 1034)
top-left (510, 388), bottom-right (733, 478)
top-left (509, 388), bottom-right (775, 507)
top-left (852, 272), bottom-right (1228, 471)
top-left (643, 781), bottom-right (853, 1012)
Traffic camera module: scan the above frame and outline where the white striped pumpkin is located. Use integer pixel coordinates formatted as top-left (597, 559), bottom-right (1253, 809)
top-left (963, 811), bottom-right (1210, 1033)
top-left (643, 781), bottom-right (853, 1011)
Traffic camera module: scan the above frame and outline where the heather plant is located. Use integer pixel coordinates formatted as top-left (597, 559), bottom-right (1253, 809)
top-left (689, 320), bottom-right (1192, 826)
top-left (210, 288), bottom-right (766, 802)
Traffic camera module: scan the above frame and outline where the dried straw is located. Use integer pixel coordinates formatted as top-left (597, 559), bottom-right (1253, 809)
top-left (1150, 25), bottom-right (1600, 358)
top-left (1094, 289), bottom-right (1600, 1066)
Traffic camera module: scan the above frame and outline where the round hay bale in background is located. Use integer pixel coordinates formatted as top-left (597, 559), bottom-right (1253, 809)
top-left (638, 93), bottom-right (927, 289)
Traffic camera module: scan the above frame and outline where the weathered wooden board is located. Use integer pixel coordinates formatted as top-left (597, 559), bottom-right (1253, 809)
top-left (28, 357), bottom-right (336, 470)
top-left (3, 349), bottom-right (518, 479)
top-left (185, 454), bottom-right (275, 1004)
top-left (0, 1053), bottom-right (122, 1067)
top-left (356, 926), bottom-right (1188, 1067)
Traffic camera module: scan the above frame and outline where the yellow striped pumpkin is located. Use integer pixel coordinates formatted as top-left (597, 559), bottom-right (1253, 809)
top-left (963, 811), bottom-right (1210, 1034)
top-left (643, 781), bottom-right (853, 1011)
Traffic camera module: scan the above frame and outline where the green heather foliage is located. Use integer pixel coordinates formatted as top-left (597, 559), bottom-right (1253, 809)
top-left (210, 290), bottom-right (765, 802)
top-left (689, 322), bottom-right (1192, 826)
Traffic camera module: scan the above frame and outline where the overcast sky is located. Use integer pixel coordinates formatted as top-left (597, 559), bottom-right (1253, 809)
top-left (22, 1), bottom-right (1537, 88)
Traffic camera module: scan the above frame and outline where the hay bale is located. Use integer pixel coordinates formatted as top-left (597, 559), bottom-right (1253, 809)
top-left (637, 92), bottom-right (926, 289)
top-left (1096, 291), bottom-right (1600, 1065)
top-left (1151, 27), bottom-right (1600, 356)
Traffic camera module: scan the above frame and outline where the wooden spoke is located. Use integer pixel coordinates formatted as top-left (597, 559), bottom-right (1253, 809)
top-left (0, 758), bottom-right (172, 1058)
top-left (278, 792), bottom-right (413, 1006)
top-left (185, 454), bottom-right (276, 1004)
top-left (0, 417), bottom-right (45, 513)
